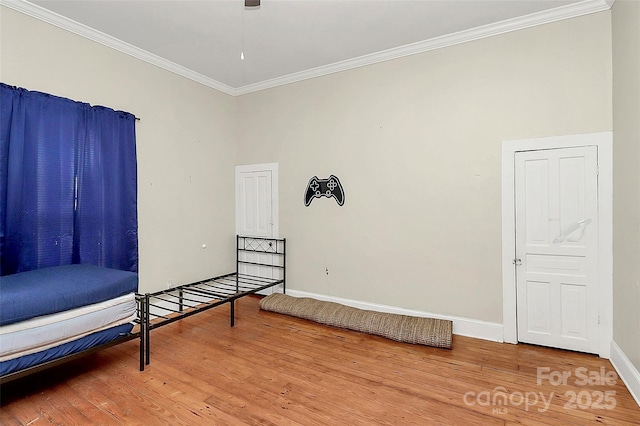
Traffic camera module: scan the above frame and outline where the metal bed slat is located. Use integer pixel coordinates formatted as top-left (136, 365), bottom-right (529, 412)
top-left (148, 293), bottom-right (202, 307)
top-left (148, 312), bottom-right (172, 320)
top-left (147, 293), bottom-right (223, 318)
top-left (200, 281), bottom-right (235, 291)
top-left (237, 260), bottom-right (285, 268)
top-left (197, 279), bottom-right (238, 289)
top-left (148, 296), bottom-right (233, 330)
top-left (182, 283), bottom-right (233, 295)
top-left (236, 274), bottom-right (282, 284)
top-left (179, 286), bottom-right (232, 300)
top-left (234, 284), bottom-right (282, 292)
top-left (205, 275), bottom-right (283, 289)
top-left (149, 296), bottom-right (211, 310)
top-left (148, 302), bottom-right (201, 316)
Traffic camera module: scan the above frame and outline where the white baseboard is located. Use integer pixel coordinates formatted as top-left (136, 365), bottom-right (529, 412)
top-left (285, 290), bottom-right (504, 343)
top-left (610, 340), bottom-right (640, 408)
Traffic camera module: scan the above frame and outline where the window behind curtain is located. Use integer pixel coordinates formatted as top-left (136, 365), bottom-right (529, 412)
top-left (0, 83), bottom-right (138, 275)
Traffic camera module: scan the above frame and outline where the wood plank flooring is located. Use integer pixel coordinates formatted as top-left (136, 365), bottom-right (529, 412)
top-left (1, 295), bottom-right (639, 425)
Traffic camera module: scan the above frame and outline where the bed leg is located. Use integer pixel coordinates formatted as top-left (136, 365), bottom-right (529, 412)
top-left (139, 295), bottom-right (145, 371)
top-left (283, 238), bottom-right (286, 294)
top-left (145, 294), bottom-right (151, 365)
top-left (230, 299), bottom-right (235, 327)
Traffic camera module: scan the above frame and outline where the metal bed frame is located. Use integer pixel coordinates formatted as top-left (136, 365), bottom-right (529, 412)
top-left (140, 235), bottom-right (286, 369)
top-left (1, 235), bottom-right (285, 383)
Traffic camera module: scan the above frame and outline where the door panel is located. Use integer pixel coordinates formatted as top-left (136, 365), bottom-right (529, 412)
top-left (515, 146), bottom-right (598, 353)
top-left (522, 280), bottom-right (551, 334)
top-left (560, 284), bottom-right (586, 339)
top-left (524, 159), bottom-right (550, 245)
top-left (526, 254), bottom-right (586, 276)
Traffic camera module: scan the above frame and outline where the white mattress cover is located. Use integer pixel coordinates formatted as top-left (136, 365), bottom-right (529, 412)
top-left (0, 293), bottom-right (136, 361)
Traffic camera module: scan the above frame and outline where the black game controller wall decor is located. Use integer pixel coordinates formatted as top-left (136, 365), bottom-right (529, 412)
top-left (304, 175), bottom-right (345, 207)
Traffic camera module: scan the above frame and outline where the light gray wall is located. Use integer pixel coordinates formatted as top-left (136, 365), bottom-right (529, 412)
top-left (612, 0), bottom-right (640, 371)
top-left (0, 6), bottom-right (619, 329)
top-left (0, 7), bottom-right (238, 294)
top-left (235, 12), bottom-right (613, 324)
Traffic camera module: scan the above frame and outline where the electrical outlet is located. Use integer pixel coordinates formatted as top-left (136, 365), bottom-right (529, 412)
top-left (167, 280), bottom-right (173, 289)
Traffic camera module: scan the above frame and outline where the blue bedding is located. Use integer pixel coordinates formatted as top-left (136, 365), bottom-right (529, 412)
top-left (0, 264), bottom-right (138, 326)
top-left (0, 323), bottom-right (134, 376)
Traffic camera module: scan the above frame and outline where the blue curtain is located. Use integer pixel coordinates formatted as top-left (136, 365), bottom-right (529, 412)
top-left (0, 83), bottom-right (137, 275)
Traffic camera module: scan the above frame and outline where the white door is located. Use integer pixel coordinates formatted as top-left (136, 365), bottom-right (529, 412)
top-left (236, 165), bottom-right (278, 238)
top-left (515, 146), bottom-right (599, 353)
top-left (235, 163), bottom-right (279, 293)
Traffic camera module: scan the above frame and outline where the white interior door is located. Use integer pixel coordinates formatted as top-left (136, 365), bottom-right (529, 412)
top-left (236, 167), bottom-right (276, 238)
top-left (235, 163), bottom-right (279, 293)
top-left (515, 146), bottom-right (599, 353)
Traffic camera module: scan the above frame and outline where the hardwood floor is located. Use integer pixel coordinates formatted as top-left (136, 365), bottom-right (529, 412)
top-left (1, 295), bottom-right (638, 425)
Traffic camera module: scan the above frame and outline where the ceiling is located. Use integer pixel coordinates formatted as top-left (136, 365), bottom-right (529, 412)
top-left (6, 0), bottom-right (612, 95)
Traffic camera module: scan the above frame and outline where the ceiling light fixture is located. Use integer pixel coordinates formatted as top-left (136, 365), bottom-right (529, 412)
top-left (240, 5), bottom-right (245, 60)
top-left (241, 0), bottom-right (260, 60)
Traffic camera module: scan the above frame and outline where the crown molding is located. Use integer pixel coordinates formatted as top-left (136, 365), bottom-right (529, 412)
top-left (0, 0), bottom-right (237, 95)
top-left (2, 0), bottom-right (614, 97)
top-left (235, 0), bottom-right (614, 95)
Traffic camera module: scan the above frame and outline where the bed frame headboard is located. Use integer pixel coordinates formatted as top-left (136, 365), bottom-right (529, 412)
top-left (236, 235), bottom-right (286, 294)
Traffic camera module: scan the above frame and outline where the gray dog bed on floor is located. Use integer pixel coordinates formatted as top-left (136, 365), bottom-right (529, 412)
top-left (259, 293), bottom-right (452, 349)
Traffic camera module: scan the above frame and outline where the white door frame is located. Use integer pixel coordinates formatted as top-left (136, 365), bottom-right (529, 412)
top-left (501, 132), bottom-right (612, 358)
top-left (235, 162), bottom-right (279, 238)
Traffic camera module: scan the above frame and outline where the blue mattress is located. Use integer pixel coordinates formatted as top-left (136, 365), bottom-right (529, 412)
top-left (0, 264), bottom-right (138, 326)
top-left (0, 323), bottom-right (134, 377)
